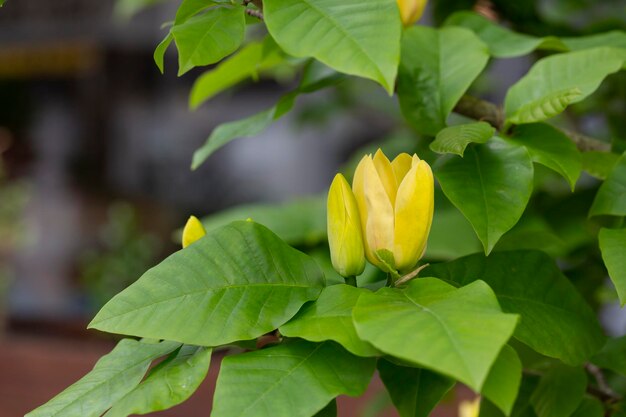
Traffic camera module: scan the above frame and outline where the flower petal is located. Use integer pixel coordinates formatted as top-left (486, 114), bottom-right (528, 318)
top-left (373, 149), bottom-right (398, 206)
top-left (363, 156), bottom-right (395, 265)
top-left (182, 215), bottom-right (207, 248)
top-left (391, 153), bottom-right (413, 184)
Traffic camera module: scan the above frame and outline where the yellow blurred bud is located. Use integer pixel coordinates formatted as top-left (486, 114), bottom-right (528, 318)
top-left (397, 0), bottom-right (427, 26)
top-left (327, 173), bottom-right (366, 278)
top-left (182, 215), bottom-right (207, 248)
top-left (459, 397), bottom-right (481, 417)
top-left (352, 149), bottom-right (434, 274)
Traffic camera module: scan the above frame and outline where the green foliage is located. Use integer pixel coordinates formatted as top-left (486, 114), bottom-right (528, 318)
top-left (589, 152), bottom-right (626, 217)
top-left (430, 121), bottom-right (495, 156)
top-left (592, 336), bottom-right (626, 377)
top-left (530, 364), bottom-right (587, 417)
top-left (482, 346), bottom-right (523, 416)
top-left (397, 26), bottom-right (489, 135)
top-left (581, 151), bottom-right (620, 180)
top-left (599, 228), bottom-right (626, 306)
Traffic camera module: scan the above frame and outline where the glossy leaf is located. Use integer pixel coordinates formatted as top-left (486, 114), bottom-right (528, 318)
top-left (424, 251), bottom-right (605, 365)
top-left (430, 122), bottom-right (495, 157)
top-left (530, 365), bottom-right (587, 417)
top-left (591, 335), bottom-right (626, 377)
top-left (171, 5), bottom-right (245, 75)
top-left (26, 340), bottom-right (180, 417)
top-left (353, 278), bottom-right (518, 390)
top-left (398, 26), bottom-right (489, 135)
top-left (435, 137), bottom-right (534, 254)
top-left (589, 152), bottom-right (626, 217)
top-left (263, 0), bottom-right (401, 93)
top-left (505, 47), bottom-right (626, 125)
top-left (280, 284), bottom-right (379, 357)
top-left (581, 151), bottom-right (620, 180)
top-left (89, 221), bottom-right (325, 346)
top-left (105, 346), bottom-right (212, 417)
top-left (599, 228), bottom-right (626, 305)
top-left (377, 359), bottom-right (455, 417)
top-left (444, 11), bottom-right (566, 58)
top-left (154, 33), bottom-right (174, 74)
top-left (482, 346), bottom-right (522, 416)
top-left (211, 340), bottom-right (376, 417)
top-left (507, 123), bottom-right (582, 190)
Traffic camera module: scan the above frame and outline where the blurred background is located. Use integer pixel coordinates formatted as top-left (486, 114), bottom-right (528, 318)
top-left (0, 0), bottom-right (624, 416)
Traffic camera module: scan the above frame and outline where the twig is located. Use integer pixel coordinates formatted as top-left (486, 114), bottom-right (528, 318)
top-left (586, 363), bottom-right (622, 404)
top-left (394, 263), bottom-right (430, 287)
top-left (245, 8), bottom-right (263, 19)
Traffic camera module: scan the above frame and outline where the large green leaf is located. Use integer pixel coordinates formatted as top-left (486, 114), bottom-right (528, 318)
top-left (105, 345), bottom-right (211, 417)
top-left (507, 123), bottom-right (581, 190)
top-left (211, 340), bottom-right (376, 417)
top-left (353, 278), bottom-right (518, 390)
top-left (591, 335), bottom-right (626, 377)
top-left (482, 346), bottom-right (522, 416)
top-left (589, 152), bottom-right (626, 217)
top-left (197, 195), bottom-right (326, 246)
top-left (377, 359), bottom-right (455, 417)
top-left (530, 365), bottom-right (587, 417)
top-left (280, 285), bottom-right (379, 357)
top-left (171, 5), bottom-right (245, 75)
top-left (263, 0), bottom-right (400, 93)
top-left (430, 122), bottom-right (495, 157)
top-left (504, 47), bottom-right (626, 126)
top-left (581, 151), bottom-right (620, 180)
top-left (444, 12), bottom-right (566, 58)
top-left (562, 31), bottom-right (626, 53)
top-left (26, 340), bottom-right (180, 417)
top-left (424, 251), bottom-right (605, 365)
top-left (435, 137), bottom-right (534, 254)
top-left (397, 26), bottom-right (490, 136)
top-left (89, 221), bottom-right (325, 346)
top-left (599, 228), bottom-right (626, 306)
top-left (190, 38), bottom-right (285, 108)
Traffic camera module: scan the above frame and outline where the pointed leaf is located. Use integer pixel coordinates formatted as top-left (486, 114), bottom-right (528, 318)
top-left (424, 251), bottom-right (605, 365)
top-left (589, 152), bottom-right (626, 217)
top-left (353, 278), bottom-right (519, 390)
top-left (398, 26), bottom-right (490, 135)
top-left (430, 122), bottom-right (495, 156)
top-left (530, 365), bottom-right (587, 417)
top-left (435, 137), bottom-right (534, 254)
top-left (89, 221), bottom-right (325, 346)
top-left (507, 123), bottom-right (581, 190)
top-left (211, 340), bottom-right (376, 417)
top-left (263, 0), bottom-right (401, 93)
top-left (377, 359), bottom-right (455, 417)
top-left (482, 345), bottom-right (522, 416)
top-left (599, 227), bottom-right (626, 306)
top-left (280, 285), bottom-right (379, 357)
top-left (506, 88), bottom-right (582, 126)
top-left (26, 340), bottom-right (180, 417)
top-left (105, 346), bottom-right (212, 417)
top-left (154, 33), bottom-right (174, 74)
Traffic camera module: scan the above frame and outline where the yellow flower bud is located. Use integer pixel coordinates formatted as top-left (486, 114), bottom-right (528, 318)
top-left (182, 215), bottom-right (207, 248)
top-left (397, 0), bottom-right (427, 27)
top-left (352, 149), bottom-right (434, 273)
top-left (459, 397), bottom-right (481, 417)
top-left (327, 173), bottom-right (366, 277)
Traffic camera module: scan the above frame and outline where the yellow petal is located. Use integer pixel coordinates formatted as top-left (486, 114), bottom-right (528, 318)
top-left (459, 397), bottom-right (481, 417)
top-left (362, 156), bottom-right (395, 266)
top-left (391, 153), bottom-right (413, 184)
top-left (397, 0), bottom-right (427, 27)
top-left (182, 215), bottom-right (207, 248)
top-left (352, 154), bottom-right (375, 263)
top-left (327, 174), bottom-right (366, 277)
top-left (373, 149), bottom-right (398, 205)
top-left (393, 158), bottom-right (434, 272)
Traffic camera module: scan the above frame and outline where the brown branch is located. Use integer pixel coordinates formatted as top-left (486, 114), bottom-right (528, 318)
top-left (245, 8), bottom-right (263, 19)
top-left (452, 95), bottom-right (611, 152)
top-left (586, 363), bottom-right (622, 405)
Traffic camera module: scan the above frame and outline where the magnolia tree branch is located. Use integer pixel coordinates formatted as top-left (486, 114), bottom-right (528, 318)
top-left (453, 95), bottom-right (611, 152)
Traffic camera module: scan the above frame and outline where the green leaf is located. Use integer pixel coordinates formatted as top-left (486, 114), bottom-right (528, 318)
top-left (426, 202), bottom-right (482, 260)
top-left (171, 5), bottom-right (245, 76)
top-left (562, 31), bottom-right (626, 53)
top-left (444, 11), bottom-right (566, 58)
top-left (589, 152), bottom-right (626, 217)
top-left (198, 195), bottom-right (326, 246)
top-left (530, 364), bottom-right (587, 417)
top-left (599, 227), bottom-right (626, 306)
top-left (504, 47), bottom-right (626, 126)
top-left (105, 346), bottom-right (212, 417)
top-left (482, 346), bottom-right (522, 416)
top-left (353, 278), bottom-right (518, 390)
top-left (398, 26), bottom-right (490, 136)
top-left (211, 340), bottom-right (376, 417)
top-left (175, 0), bottom-right (223, 24)
top-left (263, 0), bottom-right (401, 93)
top-left (570, 398), bottom-right (604, 417)
top-left (430, 122), bottom-right (495, 156)
top-left (280, 285), bottom-right (379, 357)
top-left (424, 250), bottom-right (605, 365)
top-left (190, 38), bottom-right (284, 108)
top-left (435, 137), bottom-right (534, 254)
top-left (89, 221), bottom-right (325, 346)
top-left (581, 151), bottom-right (620, 180)
top-left (592, 335), bottom-right (626, 377)
top-left (377, 359), bottom-right (455, 417)
top-left (154, 33), bottom-right (174, 74)
top-left (480, 375), bottom-right (540, 417)
top-left (507, 123), bottom-right (582, 190)
top-left (26, 339), bottom-right (180, 417)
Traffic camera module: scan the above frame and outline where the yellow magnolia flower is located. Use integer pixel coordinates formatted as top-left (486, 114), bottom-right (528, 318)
top-left (459, 397), bottom-right (481, 417)
top-left (352, 149), bottom-right (434, 273)
top-left (327, 173), bottom-right (366, 277)
top-left (397, 0), bottom-right (427, 27)
top-left (182, 215), bottom-right (206, 248)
